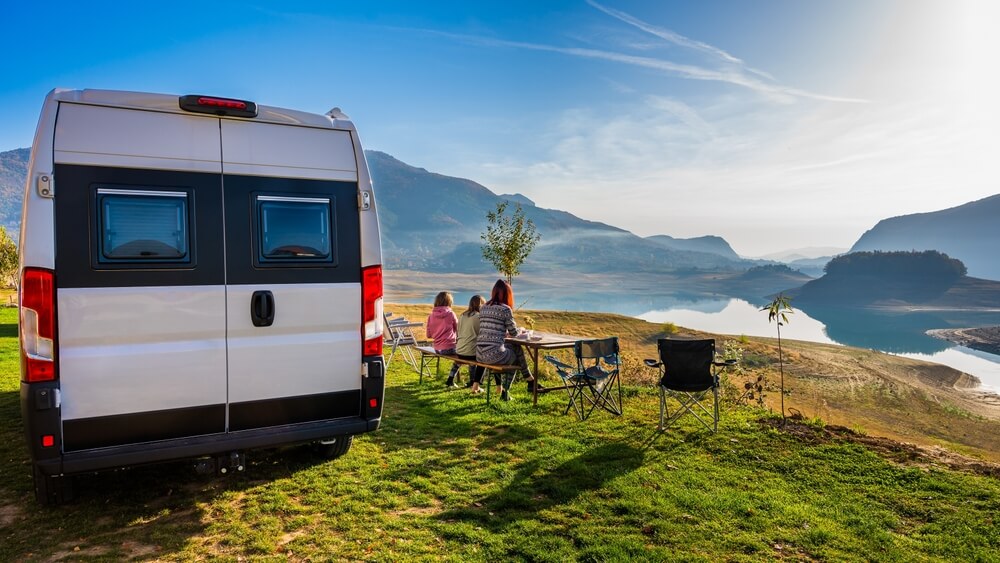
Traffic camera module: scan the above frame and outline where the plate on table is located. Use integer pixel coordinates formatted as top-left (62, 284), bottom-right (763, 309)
top-left (530, 335), bottom-right (543, 341)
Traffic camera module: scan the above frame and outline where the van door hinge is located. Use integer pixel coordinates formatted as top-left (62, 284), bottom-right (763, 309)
top-left (362, 363), bottom-right (369, 378)
top-left (37, 173), bottom-right (54, 198)
top-left (358, 190), bottom-right (371, 210)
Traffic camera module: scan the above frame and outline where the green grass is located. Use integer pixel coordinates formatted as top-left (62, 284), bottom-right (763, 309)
top-left (0, 306), bottom-right (999, 560)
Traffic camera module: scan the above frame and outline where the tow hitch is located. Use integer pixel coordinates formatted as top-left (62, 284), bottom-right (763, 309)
top-left (193, 452), bottom-right (246, 476)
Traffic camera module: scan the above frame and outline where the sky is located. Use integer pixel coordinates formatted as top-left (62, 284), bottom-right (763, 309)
top-left (2, 0), bottom-right (999, 257)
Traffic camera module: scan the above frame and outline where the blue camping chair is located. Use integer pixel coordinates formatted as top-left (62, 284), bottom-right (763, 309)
top-left (545, 337), bottom-right (622, 420)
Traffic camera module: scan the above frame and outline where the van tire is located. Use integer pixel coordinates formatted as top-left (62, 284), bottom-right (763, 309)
top-left (315, 435), bottom-right (353, 460)
top-left (33, 466), bottom-right (75, 506)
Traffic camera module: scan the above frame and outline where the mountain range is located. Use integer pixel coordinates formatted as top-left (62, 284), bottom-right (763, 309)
top-left (1, 146), bottom-right (997, 292)
top-left (364, 151), bottom-right (752, 274)
top-left (0, 148), bottom-right (29, 235)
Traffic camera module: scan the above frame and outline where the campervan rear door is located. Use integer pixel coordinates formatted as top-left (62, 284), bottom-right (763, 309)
top-left (52, 103), bottom-right (228, 451)
top-left (220, 120), bottom-right (364, 430)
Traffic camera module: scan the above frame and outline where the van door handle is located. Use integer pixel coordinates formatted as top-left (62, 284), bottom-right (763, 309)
top-left (250, 290), bottom-right (275, 327)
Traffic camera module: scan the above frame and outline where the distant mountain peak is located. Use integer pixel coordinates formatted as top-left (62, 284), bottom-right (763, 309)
top-left (499, 193), bottom-right (535, 207)
top-left (644, 234), bottom-right (740, 260)
top-left (758, 246), bottom-right (848, 261)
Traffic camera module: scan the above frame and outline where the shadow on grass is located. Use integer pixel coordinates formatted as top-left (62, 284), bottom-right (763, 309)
top-left (0, 383), bottom-right (365, 560)
top-left (437, 441), bottom-right (645, 531)
top-left (0, 321), bottom-right (17, 339)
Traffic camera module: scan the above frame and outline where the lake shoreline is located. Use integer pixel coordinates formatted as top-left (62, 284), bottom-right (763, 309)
top-left (928, 326), bottom-right (1000, 356)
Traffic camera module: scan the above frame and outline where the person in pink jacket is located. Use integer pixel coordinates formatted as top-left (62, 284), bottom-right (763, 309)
top-left (426, 291), bottom-right (460, 387)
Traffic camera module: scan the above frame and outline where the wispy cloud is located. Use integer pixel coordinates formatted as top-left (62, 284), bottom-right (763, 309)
top-left (586, 0), bottom-right (742, 64)
top-left (425, 29), bottom-right (867, 104)
top-left (586, 0), bottom-right (777, 81)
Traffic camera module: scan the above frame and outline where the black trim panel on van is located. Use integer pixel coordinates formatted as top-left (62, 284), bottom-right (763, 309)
top-left (54, 165), bottom-right (226, 288)
top-left (41, 417), bottom-right (377, 476)
top-left (223, 175), bottom-right (362, 285)
top-left (229, 390), bottom-right (362, 431)
top-left (63, 404), bottom-right (226, 451)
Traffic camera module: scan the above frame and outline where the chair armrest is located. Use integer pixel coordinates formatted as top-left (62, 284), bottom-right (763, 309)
top-left (643, 359), bottom-right (661, 368)
top-left (544, 355), bottom-right (574, 371)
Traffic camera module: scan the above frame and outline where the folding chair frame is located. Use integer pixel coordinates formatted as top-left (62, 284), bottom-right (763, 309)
top-left (659, 383), bottom-right (719, 432)
top-left (646, 339), bottom-right (724, 433)
top-left (544, 355), bottom-right (587, 419)
top-left (544, 337), bottom-right (622, 420)
top-left (383, 313), bottom-right (422, 370)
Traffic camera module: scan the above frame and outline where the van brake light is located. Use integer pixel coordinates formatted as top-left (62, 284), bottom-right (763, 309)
top-left (20, 268), bottom-right (57, 382)
top-left (179, 94), bottom-right (258, 118)
top-left (361, 265), bottom-right (383, 356)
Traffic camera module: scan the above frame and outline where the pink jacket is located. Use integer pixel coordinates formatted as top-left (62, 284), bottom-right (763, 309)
top-left (426, 306), bottom-right (458, 352)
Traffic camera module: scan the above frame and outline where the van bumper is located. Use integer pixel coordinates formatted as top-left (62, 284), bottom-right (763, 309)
top-left (36, 416), bottom-right (378, 476)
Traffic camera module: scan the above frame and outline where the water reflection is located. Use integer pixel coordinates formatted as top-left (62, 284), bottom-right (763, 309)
top-left (394, 289), bottom-right (727, 317)
top-left (640, 299), bottom-right (1000, 392)
top-left (795, 305), bottom-right (952, 354)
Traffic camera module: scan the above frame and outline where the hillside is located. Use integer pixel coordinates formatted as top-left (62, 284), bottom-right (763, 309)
top-left (365, 150), bottom-right (749, 275)
top-left (850, 194), bottom-right (1000, 281)
top-left (0, 148), bottom-right (28, 236)
top-left (645, 234), bottom-right (740, 260)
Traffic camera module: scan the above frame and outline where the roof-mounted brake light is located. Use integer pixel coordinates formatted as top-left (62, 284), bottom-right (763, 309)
top-left (179, 94), bottom-right (258, 118)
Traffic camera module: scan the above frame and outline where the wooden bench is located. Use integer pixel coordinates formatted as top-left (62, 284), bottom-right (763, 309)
top-left (415, 346), bottom-right (521, 405)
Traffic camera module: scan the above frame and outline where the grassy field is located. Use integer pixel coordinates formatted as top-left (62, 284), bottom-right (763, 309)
top-left (393, 303), bottom-right (1000, 461)
top-left (1, 306), bottom-right (999, 560)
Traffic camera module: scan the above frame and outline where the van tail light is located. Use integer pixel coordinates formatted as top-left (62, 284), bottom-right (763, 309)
top-left (20, 268), bottom-right (57, 382)
top-left (361, 265), bottom-right (384, 356)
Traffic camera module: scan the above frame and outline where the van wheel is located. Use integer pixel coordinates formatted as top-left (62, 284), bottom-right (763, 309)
top-left (315, 435), bottom-right (353, 460)
top-left (33, 466), bottom-right (75, 506)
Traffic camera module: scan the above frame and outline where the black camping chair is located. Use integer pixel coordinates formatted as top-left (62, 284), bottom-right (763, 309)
top-left (644, 338), bottom-right (730, 432)
top-left (545, 337), bottom-right (622, 420)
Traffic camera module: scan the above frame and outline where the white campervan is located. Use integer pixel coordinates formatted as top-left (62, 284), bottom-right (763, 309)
top-left (19, 89), bottom-right (385, 504)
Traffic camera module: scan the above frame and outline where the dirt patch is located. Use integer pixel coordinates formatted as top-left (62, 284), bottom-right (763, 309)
top-left (389, 497), bottom-right (443, 517)
top-left (278, 530), bottom-right (309, 547)
top-left (390, 506), bottom-right (441, 517)
top-left (0, 502), bottom-right (23, 527)
top-left (120, 540), bottom-right (160, 559)
top-left (49, 545), bottom-right (112, 561)
top-left (763, 418), bottom-right (1000, 478)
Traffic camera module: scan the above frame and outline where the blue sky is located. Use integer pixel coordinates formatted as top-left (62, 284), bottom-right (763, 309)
top-left (3, 1), bottom-right (998, 256)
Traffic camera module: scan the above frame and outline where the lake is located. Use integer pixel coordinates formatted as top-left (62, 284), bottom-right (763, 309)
top-left (636, 298), bottom-right (1000, 392)
top-left (389, 288), bottom-right (1000, 392)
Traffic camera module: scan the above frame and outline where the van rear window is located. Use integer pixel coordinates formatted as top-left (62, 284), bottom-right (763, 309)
top-left (97, 188), bottom-right (190, 263)
top-left (255, 195), bottom-right (336, 266)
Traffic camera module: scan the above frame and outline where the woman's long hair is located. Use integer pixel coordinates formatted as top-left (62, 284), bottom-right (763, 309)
top-left (486, 279), bottom-right (514, 308)
top-left (463, 295), bottom-right (484, 317)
